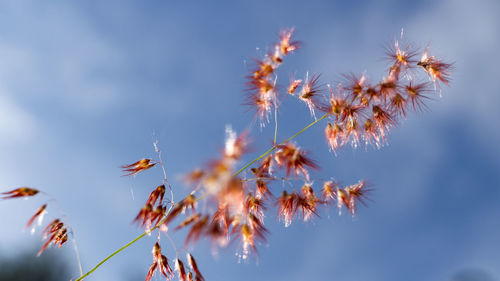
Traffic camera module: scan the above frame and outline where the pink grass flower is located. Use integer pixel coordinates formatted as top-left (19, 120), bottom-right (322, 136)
top-left (278, 28), bottom-right (301, 56)
top-left (121, 158), bottom-right (156, 176)
top-left (418, 48), bottom-right (453, 85)
top-left (1, 187), bottom-right (39, 199)
top-left (274, 143), bottom-right (318, 181)
top-left (26, 204), bottom-right (47, 230)
top-left (187, 253), bottom-right (205, 281)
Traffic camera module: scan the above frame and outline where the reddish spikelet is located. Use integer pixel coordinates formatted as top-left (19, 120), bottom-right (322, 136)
top-left (343, 73), bottom-right (366, 99)
top-left (246, 77), bottom-right (275, 96)
top-left (239, 224), bottom-right (253, 259)
top-left (378, 75), bottom-right (399, 101)
top-left (187, 253), bottom-right (205, 281)
top-left (185, 169), bottom-right (205, 185)
top-left (340, 102), bottom-right (365, 125)
top-left (121, 158), bottom-right (156, 176)
top-left (147, 242), bottom-right (174, 281)
top-left (418, 49), bottom-right (453, 85)
top-left (26, 204), bottom-right (47, 230)
top-left (146, 263), bottom-right (158, 281)
top-left (363, 118), bottom-right (383, 148)
top-left (320, 84), bottom-right (347, 120)
top-left (321, 181), bottom-right (338, 203)
top-left (245, 91), bottom-right (274, 126)
top-left (184, 194), bottom-right (197, 213)
top-left (247, 213), bottom-right (268, 241)
top-left (299, 73), bottom-right (323, 117)
top-left (250, 58), bottom-right (275, 80)
top-left (297, 184), bottom-right (321, 221)
top-left (41, 219), bottom-right (63, 239)
top-left (212, 204), bottom-right (231, 236)
top-left (343, 117), bottom-right (361, 148)
top-left (175, 259), bottom-right (188, 281)
top-left (163, 202), bottom-right (185, 226)
top-left (287, 79), bottom-right (302, 95)
top-left (274, 143), bottom-right (318, 181)
top-left (390, 93), bottom-right (408, 118)
top-left (38, 221), bottom-right (68, 256)
top-left (405, 82), bottom-right (432, 112)
top-left (325, 122), bottom-right (345, 154)
top-left (185, 215), bottom-right (209, 246)
top-left (153, 242), bottom-right (162, 261)
top-left (159, 255), bottom-right (174, 280)
top-left (385, 40), bottom-right (418, 71)
top-left (363, 84), bottom-right (381, 104)
top-left (244, 192), bottom-right (266, 222)
top-left (134, 203), bottom-right (153, 228)
top-left (344, 180), bottom-right (372, 215)
top-left (205, 220), bottom-right (226, 247)
top-left (276, 190), bottom-right (298, 227)
top-left (1, 187), bottom-right (39, 199)
top-left (255, 180), bottom-right (273, 200)
top-left (278, 28), bottom-right (301, 56)
top-left (41, 219), bottom-right (60, 237)
top-left (217, 178), bottom-right (245, 210)
top-left (150, 205), bottom-right (167, 226)
top-left (175, 213), bottom-right (201, 231)
top-left (372, 105), bottom-right (395, 138)
top-left (388, 64), bottom-right (402, 82)
top-left (251, 155), bottom-right (273, 178)
top-left (238, 215), bottom-right (268, 260)
top-left (146, 185), bottom-right (166, 206)
top-left (335, 188), bottom-right (349, 215)
top-left (224, 128), bottom-right (249, 160)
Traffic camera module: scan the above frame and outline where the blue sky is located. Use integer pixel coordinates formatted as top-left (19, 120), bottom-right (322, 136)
top-left (1, 0), bottom-right (499, 280)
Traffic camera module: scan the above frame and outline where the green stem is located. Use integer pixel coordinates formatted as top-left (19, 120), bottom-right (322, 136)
top-left (75, 113), bottom-right (329, 281)
top-left (234, 113), bottom-right (328, 177)
top-left (75, 229), bottom-right (152, 281)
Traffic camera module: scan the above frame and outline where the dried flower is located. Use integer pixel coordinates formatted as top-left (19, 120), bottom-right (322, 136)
top-left (244, 192), bottom-right (266, 222)
top-left (175, 259), bottom-right (187, 281)
top-left (344, 180), bottom-right (372, 215)
top-left (418, 48), bottom-right (453, 85)
top-left (276, 190), bottom-right (298, 227)
top-left (363, 118), bottom-right (383, 147)
top-left (385, 40), bottom-right (418, 71)
top-left (26, 204), bottom-right (47, 230)
top-left (405, 82), bottom-right (432, 112)
top-left (146, 242), bottom-right (174, 281)
top-left (146, 184), bottom-right (166, 206)
top-left (287, 79), bottom-right (302, 95)
top-left (325, 122), bottom-right (345, 154)
top-left (224, 126), bottom-right (248, 160)
top-left (297, 184), bottom-right (321, 221)
top-left (175, 213), bottom-right (201, 231)
top-left (278, 28), bottom-right (300, 56)
top-left (255, 179), bottom-right (273, 200)
top-left (274, 143), bottom-right (318, 181)
top-left (134, 203), bottom-right (153, 228)
top-left (321, 181), bottom-right (338, 203)
top-left (185, 215), bottom-right (209, 246)
top-left (38, 219), bottom-right (68, 256)
top-left (121, 159), bottom-right (156, 176)
top-left (187, 253), bottom-right (205, 281)
top-left (1, 187), bottom-right (39, 199)
top-left (299, 73), bottom-right (323, 118)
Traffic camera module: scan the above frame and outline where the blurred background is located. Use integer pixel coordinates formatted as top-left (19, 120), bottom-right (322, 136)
top-left (1, 0), bottom-right (499, 280)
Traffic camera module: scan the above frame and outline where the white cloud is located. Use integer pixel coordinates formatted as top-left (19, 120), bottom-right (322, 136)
top-left (0, 2), bottom-right (126, 115)
top-left (0, 91), bottom-right (37, 143)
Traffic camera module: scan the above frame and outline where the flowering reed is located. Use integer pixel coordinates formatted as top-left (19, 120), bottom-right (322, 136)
top-left (2, 28), bottom-right (452, 281)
